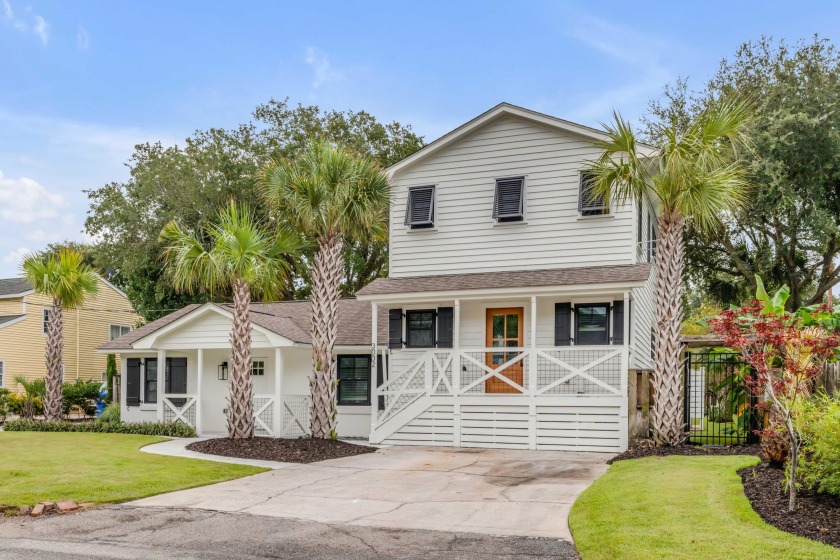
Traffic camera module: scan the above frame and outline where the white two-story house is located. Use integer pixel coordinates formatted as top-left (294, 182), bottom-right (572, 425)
top-left (103, 103), bottom-right (658, 452)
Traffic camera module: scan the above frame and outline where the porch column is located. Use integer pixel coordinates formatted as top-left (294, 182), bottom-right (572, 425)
top-left (528, 296), bottom-right (538, 449)
top-left (620, 291), bottom-right (631, 451)
top-left (370, 303), bottom-right (378, 436)
top-left (156, 349), bottom-right (166, 422)
top-left (452, 299), bottom-right (461, 447)
top-left (273, 347), bottom-right (283, 437)
top-left (196, 348), bottom-right (203, 435)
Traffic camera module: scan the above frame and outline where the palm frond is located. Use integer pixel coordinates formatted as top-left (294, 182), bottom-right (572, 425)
top-left (21, 249), bottom-right (99, 310)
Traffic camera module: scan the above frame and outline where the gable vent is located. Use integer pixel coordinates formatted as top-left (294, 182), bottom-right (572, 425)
top-left (405, 186), bottom-right (435, 228)
top-left (493, 177), bottom-right (524, 221)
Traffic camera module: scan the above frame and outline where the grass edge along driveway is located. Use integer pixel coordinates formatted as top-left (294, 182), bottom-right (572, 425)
top-left (0, 432), bottom-right (266, 506)
top-left (570, 455), bottom-right (839, 560)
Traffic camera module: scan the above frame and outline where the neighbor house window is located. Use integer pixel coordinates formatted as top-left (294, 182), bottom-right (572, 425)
top-left (109, 324), bottom-right (131, 341)
top-left (337, 355), bottom-right (370, 405)
top-left (145, 358), bottom-right (158, 403)
top-left (0, 360), bottom-right (4, 388)
top-left (493, 177), bottom-right (524, 222)
top-left (575, 303), bottom-right (610, 345)
top-left (405, 310), bottom-right (436, 348)
top-left (579, 173), bottom-right (608, 216)
top-left (42, 308), bottom-right (51, 335)
top-left (404, 185), bottom-right (435, 229)
top-left (251, 361), bottom-right (265, 376)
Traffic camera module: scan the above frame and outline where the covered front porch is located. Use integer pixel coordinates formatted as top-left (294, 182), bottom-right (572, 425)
top-left (365, 287), bottom-right (636, 452)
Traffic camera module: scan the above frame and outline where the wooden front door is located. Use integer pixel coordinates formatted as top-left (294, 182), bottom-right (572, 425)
top-left (485, 307), bottom-right (524, 393)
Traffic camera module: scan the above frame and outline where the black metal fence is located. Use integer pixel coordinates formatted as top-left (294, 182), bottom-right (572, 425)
top-left (684, 351), bottom-right (759, 445)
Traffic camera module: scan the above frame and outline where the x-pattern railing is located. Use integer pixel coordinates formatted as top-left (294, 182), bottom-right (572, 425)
top-left (163, 394), bottom-right (198, 428)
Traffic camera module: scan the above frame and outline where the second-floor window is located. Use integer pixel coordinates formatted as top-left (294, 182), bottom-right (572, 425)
top-left (405, 186), bottom-right (435, 229)
top-left (42, 309), bottom-right (51, 335)
top-left (110, 324), bottom-right (131, 341)
top-left (493, 177), bottom-right (525, 222)
top-left (579, 172), bottom-right (608, 216)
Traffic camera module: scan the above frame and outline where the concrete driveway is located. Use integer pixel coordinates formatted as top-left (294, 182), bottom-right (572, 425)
top-left (131, 446), bottom-right (610, 542)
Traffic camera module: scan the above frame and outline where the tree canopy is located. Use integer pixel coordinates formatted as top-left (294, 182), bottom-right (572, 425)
top-left (85, 99), bottom-right (423, 320)
top-left (644, 36), bottom-right (840, 309)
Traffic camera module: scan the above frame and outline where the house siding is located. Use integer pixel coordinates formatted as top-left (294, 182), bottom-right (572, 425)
top-left (0, 278), bottom-right (139, 392)
top-left (389, 114), bottom-right (636, 277)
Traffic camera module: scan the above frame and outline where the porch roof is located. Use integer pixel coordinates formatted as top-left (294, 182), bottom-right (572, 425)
top-left (355, 263), bottom-right (653, 298)
top-left (99, 299), bottom-right (386, 351)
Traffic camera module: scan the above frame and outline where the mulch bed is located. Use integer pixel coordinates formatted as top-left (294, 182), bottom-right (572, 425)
top-left (741, 462), bottom-right (840, 548)
top-left (608, 441), bottom-right (762, 464)
top-left (187, 437), bottom-right (377, 464)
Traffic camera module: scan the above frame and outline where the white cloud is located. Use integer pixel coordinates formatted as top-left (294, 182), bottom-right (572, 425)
top-left (2, 247), bottom-right (31, 267)
top-left (77, 25), bottom-right (89, 50)
top-left (304, 47), bottom-right (344, 88)
top-left (1, 0), bottom-right (49, 45)
top-left (33, 14), bottom-right (48, 45)
top-left (0, 169), bottom-right (67, 224)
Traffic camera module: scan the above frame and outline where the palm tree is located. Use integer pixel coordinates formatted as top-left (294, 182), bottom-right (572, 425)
top-left (260, 140), bottom-right (390, 439)
top-left (587, 98), bottom-right (752, 446)
top-left (160, 201), bottom-right (300, 439)
top-left (21, 249), bottom-right (99, 421)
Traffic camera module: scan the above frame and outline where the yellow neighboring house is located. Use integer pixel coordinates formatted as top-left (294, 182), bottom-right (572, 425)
top-left (0, 276), bottom-right (140, 392)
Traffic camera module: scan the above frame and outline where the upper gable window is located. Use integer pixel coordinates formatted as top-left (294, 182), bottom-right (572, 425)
top-left (579, 172), bottom-right (609, 216)
top-left (493, 177), bottom-right (525, 222)
top-left (405, 186), bottom-right (435, 229)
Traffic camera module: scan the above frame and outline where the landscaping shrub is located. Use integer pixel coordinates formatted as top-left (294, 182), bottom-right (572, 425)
top-left (0, 388), bottom-right (9, 421)
top-left (797, 393), bottom-right (840, 497)
top-left (61, 379), bottom-right (101, 416)
top-left (6, 393), bottom-right (44, 417)
top-left (96, 403), bottom-right (121, 424)
top-left (3, 419), bottom-right (196, 438)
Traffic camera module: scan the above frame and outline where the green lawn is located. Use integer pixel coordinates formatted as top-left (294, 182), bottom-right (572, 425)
top-left (0, 432), bottom-right (266, 506)
top-left (570, 455), bottom-right (839, 560)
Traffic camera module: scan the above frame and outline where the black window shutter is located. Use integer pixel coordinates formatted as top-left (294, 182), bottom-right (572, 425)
top-left (579, 173), bottom-right (607, 215)
top-left (388, 309), bottom-right (403, 349)
top-left (493, 177), bottom-right (524, 220)
top-left (126, 358), bottom-right (141, 405)
top-left (437, 307), bottom-right (453, 348)
top-left (554, 302), bottom-right (572, 346)
top-left (613, 300), bottom-right (624, 345)
top-left (405, 186), bottom-right (435, 227)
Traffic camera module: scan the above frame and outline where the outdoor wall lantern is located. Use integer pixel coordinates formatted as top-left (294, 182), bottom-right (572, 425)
top-left (218, 362), bottom-right (229, 381)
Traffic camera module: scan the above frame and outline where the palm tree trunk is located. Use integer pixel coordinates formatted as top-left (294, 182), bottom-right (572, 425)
top-left (310, 234), bottom-right (344, 439)
top-left (44, 300), bottom-right (63, 421)
top-left (651, 212), bottom-right (687, 446)
top-left (227, 278), bottom-right (255, 439)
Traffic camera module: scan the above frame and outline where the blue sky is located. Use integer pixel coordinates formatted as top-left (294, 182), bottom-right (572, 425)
top-left (1, 1), bottom-right (839, 277)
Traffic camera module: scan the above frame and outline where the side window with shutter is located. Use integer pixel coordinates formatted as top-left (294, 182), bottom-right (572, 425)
top-left (126, 358), bottom-right (141, 406)
top-left (493, 177), bottom-right (525, 222)
top-left (405, 186), bottom-right (435, 229)
top-left (388, 309), bottom-right (403, 349)
top-left (579, 172), bottom-right (608, 216)
top-left (554, 302), bottom-right (572, 346)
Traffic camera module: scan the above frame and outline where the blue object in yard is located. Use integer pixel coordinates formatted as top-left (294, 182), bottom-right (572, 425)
top-left (95, 388), bottom-right (108, 417)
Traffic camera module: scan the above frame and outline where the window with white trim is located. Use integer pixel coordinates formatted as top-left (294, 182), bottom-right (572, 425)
top-left (575, 303), bottom-right (610, 345)
top-left (42, 308), bottom-right (51, 335)
top-left (251, 360), bottom-right (265, 376)
top-left (109, 324), bottom-right (131, 341)
top-left (404, 186), bottom-right (435, 229)
top-left (493, 177), bottom-right (525, 222)
top-left (579, 172), bottom-right (609, 216)
top-left (337, 355), bottom-right (371, 405)
top-left (0, 360), bottom-right (4, 388)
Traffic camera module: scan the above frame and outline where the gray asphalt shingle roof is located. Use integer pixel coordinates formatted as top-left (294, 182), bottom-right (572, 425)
top-left (99, 300), bottom-right (386, 351)
top-left (0, 278), bottom-right (32, 297)
top-left (356, 263), bottom-right (653, 297)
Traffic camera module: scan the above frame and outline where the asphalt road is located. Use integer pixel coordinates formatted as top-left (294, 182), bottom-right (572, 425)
top-left (0, 506), bottom-right (579, 559)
